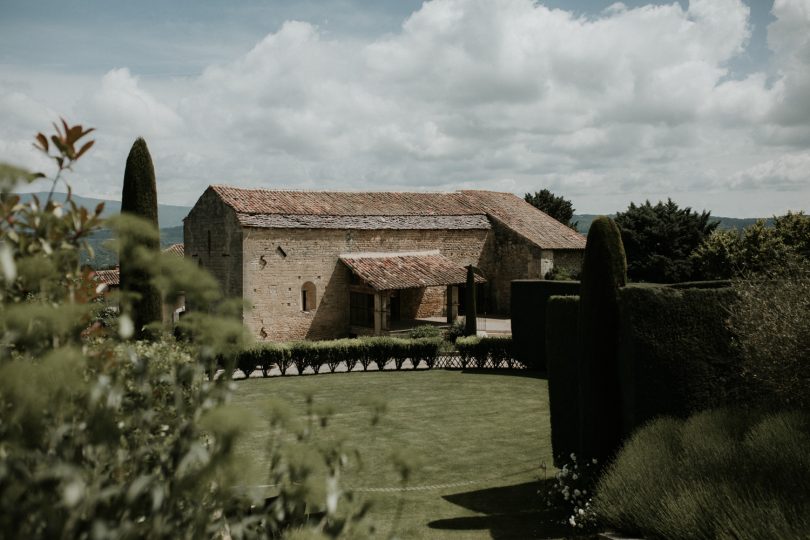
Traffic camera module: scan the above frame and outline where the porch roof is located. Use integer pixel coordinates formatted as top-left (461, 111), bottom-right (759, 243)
top-left (339, 250), bottom-right (484, 292)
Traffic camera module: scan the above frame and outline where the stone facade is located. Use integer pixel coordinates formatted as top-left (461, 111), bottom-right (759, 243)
top-left (184, 186), bottom-right (586, 342)
top-left (184, 189), bottom-right (244, 302)
top-left (239, 227), bottom-right (487, 341)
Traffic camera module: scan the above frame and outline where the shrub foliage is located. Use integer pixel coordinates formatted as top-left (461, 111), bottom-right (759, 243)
top-left (727, 260), bottom-right (810, 410)
top-left (617, 284), bottom-right (747, 432)
top-left (510, 279), bottom-right (579, 371)
top-left (615, 198), bottom-right (718, 283)
top-left (594, 409), bottom-right (810, 539)
top-left (577, 216), bottom-right (626, 463)
top-left (119, 137), bottom-right (162, 337)
top-left (545, 295), bottom-right (581, 467)
top-left (455, 336), bottom-right (514, 368)
top-left (0, 121), bottom-right (376, 539)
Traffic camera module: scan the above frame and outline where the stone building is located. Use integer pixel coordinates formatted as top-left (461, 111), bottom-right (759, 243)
top-left (184, 186), bottom-right (585, 341)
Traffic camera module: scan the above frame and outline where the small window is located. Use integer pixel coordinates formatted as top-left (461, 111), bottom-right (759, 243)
top-left (301, 281), bottom-right (316, 312)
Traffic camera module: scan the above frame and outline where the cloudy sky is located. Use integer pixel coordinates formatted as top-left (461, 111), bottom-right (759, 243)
top-left (1, 0), bottom-right (808, 217)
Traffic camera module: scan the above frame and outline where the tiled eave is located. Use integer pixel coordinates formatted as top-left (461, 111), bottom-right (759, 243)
top-left (339, 250), bottom-right (485, 291)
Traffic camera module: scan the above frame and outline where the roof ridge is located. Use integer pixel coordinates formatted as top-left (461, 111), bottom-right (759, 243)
top-left (212, 184), bottom-right (459, 195)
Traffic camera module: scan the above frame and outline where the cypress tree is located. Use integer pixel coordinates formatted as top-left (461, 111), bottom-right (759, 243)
top-left (577, 216), bottom-right (627, 463)
top-left (120, 138), bottom-right (162, 338)
top-left (464, 265), bottom-right (477, 336)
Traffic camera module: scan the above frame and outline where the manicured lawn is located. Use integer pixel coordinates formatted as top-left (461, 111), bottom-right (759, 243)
top-left (231, 369), bottom-right (570, 539)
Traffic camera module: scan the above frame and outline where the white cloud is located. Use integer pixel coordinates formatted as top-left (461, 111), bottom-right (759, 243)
top-left (1, 0), bottom-right (809, 217)
top-left (78, 68), bottom-right (183, 139)
top-left (731, 152), bottom-right (810, 190)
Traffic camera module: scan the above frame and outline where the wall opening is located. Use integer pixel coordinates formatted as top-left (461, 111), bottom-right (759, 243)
top-left (276, 246), bottom-right (287, 258)
top-left (350, 291), bottom-right (374, 327)
top-left (301, 281), bottom-right (316, 312)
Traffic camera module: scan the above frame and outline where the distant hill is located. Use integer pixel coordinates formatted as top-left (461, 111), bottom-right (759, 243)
top-left (573, 214), bottom-right (773, 234)
top-left (17, 192), bottom-right (191, 228)
top-left (13, 192), bottom-right (190, 268)
top-left (82, 226), bottom-right (183, 269)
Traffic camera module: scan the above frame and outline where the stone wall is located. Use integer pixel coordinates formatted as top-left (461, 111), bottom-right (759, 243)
top-left (552, 250), bottom-right (584, 276)
top-left (479, 219), bottom-right (550, 314)
top-left (242, 228), bottom-right (489, 341)
top-left (184, 188), bottom-right (244, 304)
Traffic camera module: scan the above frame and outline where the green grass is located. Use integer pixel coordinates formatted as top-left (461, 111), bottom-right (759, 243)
top-left (231, 370), bottom-right (570, 539)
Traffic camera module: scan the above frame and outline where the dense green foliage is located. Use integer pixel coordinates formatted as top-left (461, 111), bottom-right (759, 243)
top-left (0, 122), bottom-right (375, 539)
top-left (595, 409), bottom-right (810, 539)
top-left (510, 279), bottom-right (579, 371)
top-left (235, 337), bottom-right (444, 376)
top-left (545, 295), bottom-right (581, 467)
top-left (692, 212), bottom-right (810, 279)
top-left (455, 335), bottom-right (514, 368)
top-left (119, 138), bottom-right (162, 337)
top-left (524, 189), bottom-right (577, 229)
top-left (407, 324), bottom-right (443, 339)
top-left (617, 285), bottom-right (748, 432)
top-left (727, 260), bottom-right (810, 410)
top-left (577, 216), bottom-right (626, 463)
top-left (615, 199), bottom-right (718, 283)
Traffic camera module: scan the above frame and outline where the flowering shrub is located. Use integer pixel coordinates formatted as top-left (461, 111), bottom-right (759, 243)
top-left (545, 453), bottom-right (599, 532)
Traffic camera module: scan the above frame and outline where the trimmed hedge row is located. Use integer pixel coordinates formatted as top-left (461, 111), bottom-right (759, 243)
top-left (455, 335), bottom-right (515, 368)
top-left (545, 295), bottom-right (581, 467)
top-left (234, 337), bottom-right (444, 377)
top-left (617, 284), bottom-right (746, 433)
top-left (511, 280), bottom-right (580, 371)
top-left (544, 283), bottom-right (743, 465)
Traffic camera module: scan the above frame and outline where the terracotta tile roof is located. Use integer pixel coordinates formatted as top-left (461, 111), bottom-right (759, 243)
top-left (163, 243), bottom-right (184, 256)
top-left (92, 268), bottom-right (119, 287)
top-left (235, 213), bottom-right (490, 230)
top-left (340, 251), bottom-right (485, 291)
top-left (208, 185), bottom-right (585, 250)
top-left (458, 191), bottom-right (586, 250)
top-left (211, 185), bottom-right (480, 216)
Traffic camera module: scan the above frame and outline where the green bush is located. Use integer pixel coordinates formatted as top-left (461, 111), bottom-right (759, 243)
top-left (456, 336), bottom-right (513, 369)
top-left (546, 295), bottom-right (581, 467)
top-left (594, 409), bottom-right (810, 539)
top-left (578, 216), bottom-right (627, 462)
top-left (271, 337), bottom-right (442, 374)
top-left (0, 121), bottom-right (373, 538)
top-left (617, 284), bottom-right (747, 433)
top-left (408, 324), bottom-right (442, 339)
top-left (727, 261), bottom-right (810, 410)
top-left (456, 336), bottom-right (480, 368)
top-left (511, 279), bottom-right (580, 370)
top-left (236, 342), bottom-right (292, 377)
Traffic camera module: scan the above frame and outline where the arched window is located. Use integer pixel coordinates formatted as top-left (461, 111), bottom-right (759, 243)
top-left (301, 281), bottom-right (317, 312)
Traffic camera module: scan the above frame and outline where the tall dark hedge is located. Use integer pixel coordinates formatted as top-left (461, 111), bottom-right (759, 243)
top-left (578, 216), bottom-right (627, 463)
top-left (546, 295), bottom-right (581, 467)
top-left (617, 285), bottom-right (748, 433)
top-left (464, 265), bottom-right (477, 336)
top-left (510, 279), bottom-right (580, 370)
top-left (120, 138), bottom-right (162, 337)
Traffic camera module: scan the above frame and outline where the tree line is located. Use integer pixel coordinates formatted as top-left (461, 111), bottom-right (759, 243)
top-left (524, 189), bottom-right (809, 283)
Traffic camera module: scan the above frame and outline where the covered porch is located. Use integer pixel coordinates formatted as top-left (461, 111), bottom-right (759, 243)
top-left (340, 250), bottom-right (485, 337)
